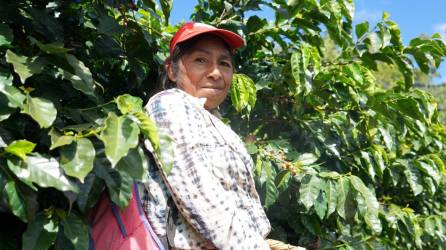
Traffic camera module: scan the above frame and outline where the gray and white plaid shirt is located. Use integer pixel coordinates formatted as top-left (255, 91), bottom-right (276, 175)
top-left (141, 88), bottom-right (270, 250)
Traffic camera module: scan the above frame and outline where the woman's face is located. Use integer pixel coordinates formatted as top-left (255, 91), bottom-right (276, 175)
top-left (168, 36), bottom-right (234, 110)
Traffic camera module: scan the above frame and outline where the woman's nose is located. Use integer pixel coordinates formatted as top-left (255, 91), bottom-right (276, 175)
top-left (207, 63), bottom-right (222, 80)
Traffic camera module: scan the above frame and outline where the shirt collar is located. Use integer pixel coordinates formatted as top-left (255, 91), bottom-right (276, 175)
top-left (174, 88), bottom-right (207, 108)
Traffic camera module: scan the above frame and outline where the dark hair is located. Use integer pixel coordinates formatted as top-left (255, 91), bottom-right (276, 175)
top-left (159, 34), bottom-right (233, 90)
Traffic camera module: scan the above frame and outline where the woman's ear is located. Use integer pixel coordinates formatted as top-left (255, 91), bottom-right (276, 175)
top-left (166, 63), bottom-right (176, 82)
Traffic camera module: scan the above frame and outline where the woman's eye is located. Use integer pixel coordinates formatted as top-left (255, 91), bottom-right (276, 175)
top-left (195, 57), bottom-right (206, 63)
top-left (220, 61), bottom-right (232, 68)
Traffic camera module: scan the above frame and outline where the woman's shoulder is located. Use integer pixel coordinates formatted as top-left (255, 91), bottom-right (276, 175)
top-left (146, 88), bottom-right (206, 114)
top-left (147, 88), bottom-right (183, 107)
top-left (146, 89), bottom-right (185, 114)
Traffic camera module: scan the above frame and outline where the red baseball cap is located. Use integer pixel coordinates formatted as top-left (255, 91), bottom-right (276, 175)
top-left (169, 22), bottom-right (245, 55)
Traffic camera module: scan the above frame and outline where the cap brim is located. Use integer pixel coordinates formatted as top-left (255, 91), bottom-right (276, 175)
top-left (176, 28), bottom-right (245, 51)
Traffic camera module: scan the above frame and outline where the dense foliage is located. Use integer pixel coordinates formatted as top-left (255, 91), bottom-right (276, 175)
top-left (426, 84), bottom-right (446, 122)
top-left (1, 0), bottom-right (446, 249)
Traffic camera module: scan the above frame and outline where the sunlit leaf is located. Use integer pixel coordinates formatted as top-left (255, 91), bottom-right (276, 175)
top-left (21, 95), bottom-right (57, 128)
top-left (48, 129), bottom-right (74, 150)
top-left (5, 140), bottom-right (36, 160)
top-left (116, 94), bottom-right (143, 115)
top-left (404, 163), bottom-right (423, 196)
top-left (60, 138), bottom-right (95, 182)
top-left (99, 113), bottom-right (139, 167)
top-left (230, 73), bottom-right (257, 113)
top-left (297, 153), bottom-right (318, 165)
top-left (299, 175), bottom-right (323, 210)
top-left (336, 177), bottom-right (355, 220)
top-left (5, 50), bottom-right (45, 83)
top-left (314, 189), bottom-right (328, 220)
top-left (0, 83), bottom-right (26, 108)
top-left (350, 175), bottom-right (381, 233)
top-left (325, 180), bottom-right (338, 218)
top-left (7, 155), bottom-right (78, 192)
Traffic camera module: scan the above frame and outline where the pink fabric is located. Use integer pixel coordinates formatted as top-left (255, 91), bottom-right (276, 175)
top-left (91, 184), bottom-right (162, 250)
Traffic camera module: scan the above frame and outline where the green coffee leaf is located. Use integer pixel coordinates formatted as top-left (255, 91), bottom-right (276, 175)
top-left (386, 20), bottom-right (403, 50)
top-left (21, 95), bottom-right (57, 128)
top-left (371, 146), bottom-right (386, 176)
top-left (414, 160), bottom-right (440, 185)
top-left (159, 0), bottom-right (173, 24)
top-left (97, 11), bottom-right (124, 36)
top-left (116, 94), bottom-right (143, 115)
top-left (230, 73), bottom-right (257, 113)
top-left (263, 176), bottom-right (278, 209)
top-left (246, 16), bottom-right (267, 34)
top-left (336, 177), bottom-right (355, 220)
top-left (325, 180), bottom-right (338, 218)
top-left (0, 23), bottom-right (13, 47)
top-left (49, 129), bottom-right (74, 150)
top-left (30, 37), bottom-right (72, 54)
top-left (62, 54), bottom-right (97, 98)
top-left (60, 138), bottom-right (95, 182)
top-left (300, 215), bottom-right (322, 235)
top-left (291, 51), bottom-right (304, 90)
top-left (0, 83), bottom-right (26, 108)
top-left (360, 151), bottom-right (376, 181)
top-left (339, 0), bottom-right (354, 22)
top-left (22, 213), bottom-right (58, 250)
top-left (108, 170), bottom-right (133, 209)
top-left (349, 175), bottom-right (381, 233)
top-left (5, 140), bottom-right (36, 160)
top-left (141, 0), bottom-right (156, 10)
top-left (404, 163), bottom-right (423, 196)
top-left (116, 147), bottom-right (149, 183)
top-left (4, 181), bottom-right (27, 221)
top-left (275, 170), bottom-right (290, 189)
top-left (314, 188), bottom-right (328, 220)
top-left (99, 113), bottom-right (140, 167)
top-left (299, 175), bottom-right (323, 210)
top-left (76, 174), bottom-right (104, 213)
top-left (355, 21), bottom-right (369, 39)
top-left (61, 213), bottom-right (89, 250)
top-left (157, 134), bottom-right (174, 175)
top-left (297, 153), bottom-right (318, 165)
top-left (7, 155), bottom-right (78, 192)
top-left (5, 50), bottom-right (45, 83)
top-left (366, 32), bottom-right (382, 53)
top-left (133, 111), bottom-right (160, 152)
top-left (379, 127), bottom-right (393, 150)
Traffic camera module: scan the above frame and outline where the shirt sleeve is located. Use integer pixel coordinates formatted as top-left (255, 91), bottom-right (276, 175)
top-left (145, 93), bottom-right (269, 250)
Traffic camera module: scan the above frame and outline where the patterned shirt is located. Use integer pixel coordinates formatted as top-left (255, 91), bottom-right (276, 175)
top-left (141, 88), bottom-right (271, 250)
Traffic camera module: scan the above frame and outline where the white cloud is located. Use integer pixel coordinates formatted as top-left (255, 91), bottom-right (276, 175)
top-left (355, 9), bottom-right (382, 23)
top-left (434, 22), bottom-right (446, 42)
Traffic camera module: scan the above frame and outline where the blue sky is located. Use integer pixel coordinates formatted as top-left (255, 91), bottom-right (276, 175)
top-left (170, 0), bottom-right (446, 82)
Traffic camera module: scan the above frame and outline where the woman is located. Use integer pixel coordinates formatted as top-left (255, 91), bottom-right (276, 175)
top-left (141, 22), bottom-right (271, 250)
